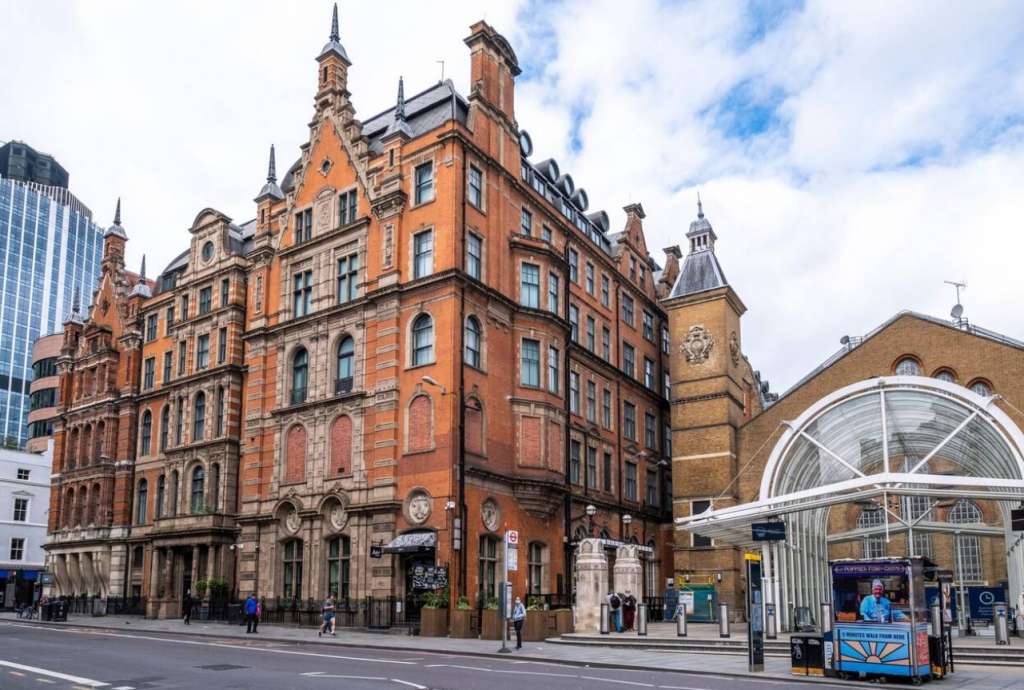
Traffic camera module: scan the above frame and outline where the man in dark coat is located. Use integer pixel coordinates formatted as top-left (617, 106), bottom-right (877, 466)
top-left (622, 590), bottom-right (637, 631)
top-left (182, 591), bottom-right (192, 625)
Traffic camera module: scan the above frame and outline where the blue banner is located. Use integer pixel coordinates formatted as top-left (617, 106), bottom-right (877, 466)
top-left (968, 587), bottom-right (1007, 620)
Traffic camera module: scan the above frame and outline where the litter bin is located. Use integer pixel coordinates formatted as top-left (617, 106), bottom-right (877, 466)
top-left (41, 601), bottom-right (52, 621)
top-left (791, 632), bottom-right (824, 676)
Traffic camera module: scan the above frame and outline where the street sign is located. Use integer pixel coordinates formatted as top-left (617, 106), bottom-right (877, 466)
top-left (751, 522), bottom-right (786, 541)
top-left (370, 544), bottom-right (383, 559)
top-left (507, 546), bottom-right (518, 572)
top-left (506, 530), bottom-right (519, 545)
top-left (747, 557), bottom-right (765, 672)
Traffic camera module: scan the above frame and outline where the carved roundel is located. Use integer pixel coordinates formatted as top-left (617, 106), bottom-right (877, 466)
top-left (481, 498), bottom-right (500, 532)
top-left (284, 504), bottom-right (302, 534)
top-left (405, 489), bottom-right (432, 525)
top-left (682, 325), bottom-right (714, 364)
top-left (322, 495), bottom-right (349, 532)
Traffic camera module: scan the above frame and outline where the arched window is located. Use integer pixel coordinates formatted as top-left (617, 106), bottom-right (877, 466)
top-left (412, 314), bottom-right (433, 366)
top-left (156, 474), bottom-right (165, 519)
top-left (215, 386), bottom-right (225, 436)
top-left (949, 499), bottom-right (984, 581)
top-left (160, 405), bottom-right (170, 451)
top-left (292, 348), bottom-right (308, 404)
top-left (858, 506), bottom-right (885, 558)
top-left (282, 539), bottom-right (303, 599)
top-left (933, 370), bottom-right (956, 383)
top-left (63, 488), bottom-right (74, 528)
top-left (94, 421), bottom-right (104, 461)
top-left (209, 463), bottom-right (220, 513)
top-left (175, 396), bottom-right (185, 445)
top-left (478, 536), bottom-right (498, 600)
top-left (284, 425), bottom-right (307, 483)
top-left (894, 357), bottom-right (921, 376)
top-left (190, 466), bottom-right (205, 513)
top-left (527, 542), bottom-right (548, 596)
top-left (170, 469), bottom-right (179, 516)
top-left (136, 479), bottom-right (148, 524)
top-left (67, 428), bottom-right (79, 469)
top-left (140, 410), bottom-right (152, 456)
top-left (330, 416), bottom-right (352, 476)
top-left (193, 392), bottom-right (206, 441)
top-left (336, 337), bottom-right (354, 394)
top-left (969, 380), bottom-right (992, 397)
top-left (407, 395), bottom-right (433, 453)
top-left (326, 536), bottom-right (351, 599)
top-left (464, 316), bottom-right (481, 368)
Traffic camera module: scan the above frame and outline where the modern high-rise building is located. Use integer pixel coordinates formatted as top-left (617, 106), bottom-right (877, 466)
top-left (0, 141), bottom-right (104, 447)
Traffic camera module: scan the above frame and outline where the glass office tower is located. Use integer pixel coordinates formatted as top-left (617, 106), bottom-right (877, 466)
top-left (0, 144), bottom-right (103, 447)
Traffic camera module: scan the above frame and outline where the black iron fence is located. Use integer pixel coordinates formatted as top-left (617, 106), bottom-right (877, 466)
top-left (644, 596), bottom-right (665, 622)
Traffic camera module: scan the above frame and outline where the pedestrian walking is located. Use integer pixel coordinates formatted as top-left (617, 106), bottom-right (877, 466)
top-left (319, 595), bottom-right (336, 637)
top-left (245, 593), bottom-right (259, 634)
top-left (607, 591), bottom-right (623, 632)
top-left (622, 590), bottom-right (637, 631)
top-left (254, 598), bottom-right (262, 633)
top-left (512, 597), bottom-right (526, 649)
top-left (182, 591), bottom-right (192, 625)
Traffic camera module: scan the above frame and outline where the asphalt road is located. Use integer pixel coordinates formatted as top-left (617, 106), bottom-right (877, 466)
top-left (0, 620), bottom-right (853, 690)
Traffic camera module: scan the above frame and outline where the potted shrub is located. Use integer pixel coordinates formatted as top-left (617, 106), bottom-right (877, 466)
top-left (523, 596), bottom-right (553, 641)
top-left (554, 607), bottom-right (574, 635)
top-left (449, 596), bottom-right (475, 638)
top-left (420, 590), bottom-right (449, 637)
top-left (480, 595), bottom-right (502, 640)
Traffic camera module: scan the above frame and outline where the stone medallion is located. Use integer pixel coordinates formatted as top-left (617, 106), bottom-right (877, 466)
top-left (406, 490), bottom-right (431, 524)
top-left (329, 502), bottom-right (348, 531)
top-left (682, 325), bottom-right (714, 364)
top-left (481, 498), bottom-right (500, 532)
top-left (285, 506), bottom-right (301, 534)
top-left (729, 331), bottom-right (740, 366)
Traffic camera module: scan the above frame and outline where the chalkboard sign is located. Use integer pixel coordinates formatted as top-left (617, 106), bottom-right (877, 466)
top-left (370, 544), bottom-right (383, 559)
top-left (412, 565), bottom-right (448, 590)
top-left (752, 522), bottom-right (786, 541)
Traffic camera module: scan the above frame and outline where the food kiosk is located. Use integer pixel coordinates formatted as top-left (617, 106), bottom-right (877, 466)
top-left (830, 557), bottom-right (932, 684)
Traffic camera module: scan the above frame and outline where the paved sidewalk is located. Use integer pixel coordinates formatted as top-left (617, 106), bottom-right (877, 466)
top-left (4, 613), bottom-right (1023, 689)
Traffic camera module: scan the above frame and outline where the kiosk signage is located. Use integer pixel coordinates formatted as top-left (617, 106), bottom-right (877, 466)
top-left (746, 553), bottom-right (764, 672)
top-left (751, 522), bottom-right (786, 541)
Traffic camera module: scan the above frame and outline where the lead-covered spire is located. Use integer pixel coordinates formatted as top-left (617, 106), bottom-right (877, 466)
top-left (256, 144), bottom-right (284, 201)
top-left (318, 2), bottom-right (350, 63)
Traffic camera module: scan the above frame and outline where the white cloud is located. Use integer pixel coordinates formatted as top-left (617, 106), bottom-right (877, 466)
top-left (2, 0), bottom-right (1022, 392)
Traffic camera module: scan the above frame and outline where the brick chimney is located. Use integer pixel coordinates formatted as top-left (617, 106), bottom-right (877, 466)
top-left (465, 21), bottom-right (521, 125)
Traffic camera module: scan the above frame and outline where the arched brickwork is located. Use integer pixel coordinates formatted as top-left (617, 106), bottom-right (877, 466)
top-left (330, 415), bottom-right (352, 476)
top-left (284, 424), bottom-right (307, 483)
top-left (407, 394), bottom-right (433, 453)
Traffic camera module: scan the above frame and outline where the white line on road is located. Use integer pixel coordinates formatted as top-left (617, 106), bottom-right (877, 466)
top-left (580, 676), bottom-right (654, 687)
top-left (301, 672), bottom-right (388, 680)
top-left (658, 685), bottom-right (711, 690)
top-left (426, 663), bottom-right (578, 678)
top-left (391, 680), bottom-right (427, 689)
top-left (0, 660), bottom-right (109, 687)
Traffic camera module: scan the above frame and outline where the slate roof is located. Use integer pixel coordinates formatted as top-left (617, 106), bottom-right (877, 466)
top-left (669, 250), bottom-right (728, 298)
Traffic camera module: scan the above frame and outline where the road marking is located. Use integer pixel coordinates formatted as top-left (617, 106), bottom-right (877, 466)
top-left (301, 672), bottom-right (388, 680)
top-left (581, 677), bottom-right (654, 687)
top-left (10, 670), bottom-right (26, 676)
top-left (658, 685), bottom-right (710, 690)
top-left (391, 680), bottom-right (427, 689)
top-left (111, 687), bottom-right (136, 690)
top-left (425, 663), bottom-right (578, 678)
top-left (0, 661), bottom-right (108, 687)
top-left (35, 679), bottom-right (56, 684)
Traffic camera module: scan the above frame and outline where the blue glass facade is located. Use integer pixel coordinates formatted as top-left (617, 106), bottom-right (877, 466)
top-left (0, 177), bottom-right (103, 446)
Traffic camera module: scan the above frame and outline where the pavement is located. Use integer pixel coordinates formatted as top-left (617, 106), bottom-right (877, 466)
top-left (1, 613), bottom-right (1023, 689)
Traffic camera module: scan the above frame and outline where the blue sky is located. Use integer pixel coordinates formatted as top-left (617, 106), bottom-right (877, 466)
top-left (2, 0), bottom-right (1023, 391)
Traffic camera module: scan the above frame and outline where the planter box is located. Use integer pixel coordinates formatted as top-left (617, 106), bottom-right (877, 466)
top-left (449, 609), bottom-right (476, 638)
top-left (481, 608), bottom-right (503, 640)
top-left (420, 608), bottom-right (448, 637)
top-left (554, 608), bottom-right (574, 635)
top-left (523, 610), bottom-right (553, 641)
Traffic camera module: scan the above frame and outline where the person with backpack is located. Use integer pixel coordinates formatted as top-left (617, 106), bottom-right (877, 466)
top-left (607, 591), bottom-right (622, 632)
top-left (319, 595), bottom-right (336, 637)
top-left (245, 593), bottom-right (259, 633)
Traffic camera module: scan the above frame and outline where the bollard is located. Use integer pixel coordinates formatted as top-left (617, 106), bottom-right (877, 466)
top-left (676, 604), bottom-right (688, 637)
top-left (600, 602), bottom-right (610, 635)
top-left (820, 602), bottom-right (833, 635)
top-left (766, 603), bottom-right (777, 640)
top-left (637, 603), bottom-right (648, 636)
top-left (995, 603), bottom-right (1010, 646)
top-left (719, 602), bottom-right (730, 638)
top-left (930, 602), bottom-right (943, 637)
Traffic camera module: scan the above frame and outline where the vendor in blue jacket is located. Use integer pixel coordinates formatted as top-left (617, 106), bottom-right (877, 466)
top-left (860, 580), bottom-right (905, 622)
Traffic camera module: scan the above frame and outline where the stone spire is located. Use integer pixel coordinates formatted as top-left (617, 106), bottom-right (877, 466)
top-left (668, 196), bottom-right (728, 299)
top-left (396, 76), bottom-right (406, 121)
top-left (330, 2), bottom-right (339, 42)
top-left (389, 76), bottom-right (413, 139)
top-left (255, 144), bottom-right (284, 201)
top-left (114, 197), bottom-right (121, 225)
top-left (139, 254), bottom-right (146, 280)
top-left (104, 197), bottom-right (127, 239)
top-left (64, 286), bottom-right (83, 325)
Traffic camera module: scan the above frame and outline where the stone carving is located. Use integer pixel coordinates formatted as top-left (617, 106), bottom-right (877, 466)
top-left (285, 507), bottom-right (301, 534)
top-left (481, 498), bottom-right (499, 531)
top-left (682, 325), bottom-right (714, 364)
top-left (316, 196), bottom-right (332, 231)
top-left (383, 224), bottom-right (394, 268)
top-left (729, 331), bottom-right (740, 366)
top-left (407, 491), bottom-right (431, 524)
top-left (329, 503), bottom-right (348, 531)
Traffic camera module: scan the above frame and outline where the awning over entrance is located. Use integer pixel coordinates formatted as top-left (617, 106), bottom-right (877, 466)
top-left (382, 531), bottom-right (436, 554)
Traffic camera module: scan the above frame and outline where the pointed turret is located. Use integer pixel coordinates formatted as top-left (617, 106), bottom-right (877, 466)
top-left (388, 76), bottom-right (413, 140)
top-left (668, 196), bottom-right (727, 299)
top-left (318, 3), bottom-right (350, 63)
top-left (255, 144), bottom-right (284, 201)
top-left (64, 286), bottom-right (83, 325)
top-left (131, 253), bottom-right (153, 298)
top-left (139, 254), bottom-right (146, 280)
top-left (104, 197), bottom-right (127, 239)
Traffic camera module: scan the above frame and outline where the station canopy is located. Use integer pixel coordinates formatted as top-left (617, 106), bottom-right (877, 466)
top-left (678, 376), bottom-right (1024, 547)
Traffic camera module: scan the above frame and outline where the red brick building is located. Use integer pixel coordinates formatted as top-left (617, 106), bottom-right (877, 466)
top-left (44, 7), bottom-right (676, 616)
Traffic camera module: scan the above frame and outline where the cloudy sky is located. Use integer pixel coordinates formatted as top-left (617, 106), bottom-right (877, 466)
top-left (3, 1), bottom-right (1023, 392)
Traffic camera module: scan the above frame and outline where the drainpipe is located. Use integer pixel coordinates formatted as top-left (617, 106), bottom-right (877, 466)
top-left (457, 134), bottom-right (468, 600)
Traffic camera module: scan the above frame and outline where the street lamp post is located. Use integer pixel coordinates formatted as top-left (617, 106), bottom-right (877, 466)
top-left (586, 504), bottom-right (597, 537)
top-left (622, 514), bottom-right (632, 542)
